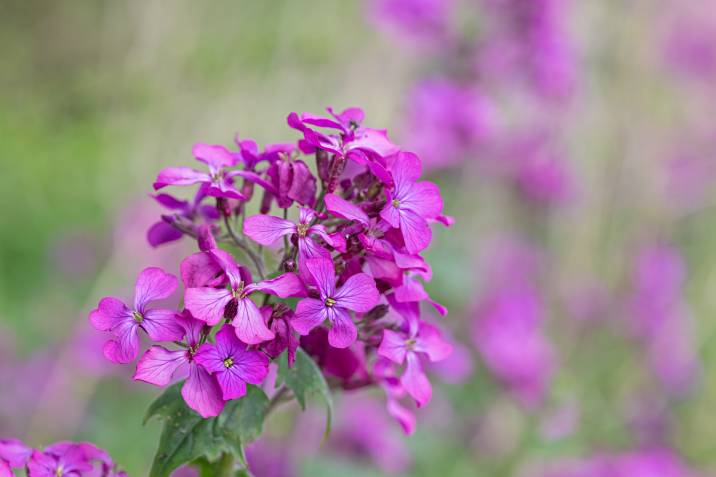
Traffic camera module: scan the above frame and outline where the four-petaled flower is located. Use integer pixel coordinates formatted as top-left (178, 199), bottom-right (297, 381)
top-left (195, 325), bottom-right (269, 400)
top-left (90, 267), bottom-right (184, 363)
top-left (292, 258), bottom-right (380, 348)
top-left (184, 248), bottom-right (306, 344)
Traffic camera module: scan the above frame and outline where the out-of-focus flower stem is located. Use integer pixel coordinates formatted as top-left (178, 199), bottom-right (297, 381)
top-left (223, 214), bottom-right (266, 280)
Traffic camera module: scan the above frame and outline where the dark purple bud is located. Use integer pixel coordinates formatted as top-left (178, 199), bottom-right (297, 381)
top-left (260, 189), bottom-right (273, 214)
top-left (215, 197), bottom-right (232, 217)
top-left (363, 304), bottom-right (389, 322)
top-left (316, 149), bottom-right (331, 183)
top-left (282, 259), bottom-right (296, 273)
top-left (197, 224), bottom-right (216, 251)
top-left (276, 160), bottom-right (294, 208)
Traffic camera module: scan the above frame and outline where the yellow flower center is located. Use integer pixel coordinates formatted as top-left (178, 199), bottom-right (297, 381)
top-left (325, 297), bottom-right (336, 307)
top-left (223, 357), bottom-right (234, 368)
top-left (297, 223), bottom-right (309, 237)
top-left (392, 198), bottom-right (400, 208)
top-left (132, 311), bottom-right (143, 323)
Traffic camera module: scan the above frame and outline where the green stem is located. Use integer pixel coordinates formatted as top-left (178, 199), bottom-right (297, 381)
top-left (223, 215), bottom-right (266, 279)
top-left (216, 452), bottom-right (235, 477)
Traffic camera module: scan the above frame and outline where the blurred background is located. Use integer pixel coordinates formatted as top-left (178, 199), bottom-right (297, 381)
top-left (2, 0), bottom-right (716, 475)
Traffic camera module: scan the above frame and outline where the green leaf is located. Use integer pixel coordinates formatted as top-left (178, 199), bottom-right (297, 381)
top-left (276, 347), bottom-right (334, 439)
top-left (144, 381), bottom-right (269, 477)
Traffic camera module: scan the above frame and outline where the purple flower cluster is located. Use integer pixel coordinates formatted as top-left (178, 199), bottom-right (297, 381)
top-left (0, 439), bottom-right (125, 477)
top-left (90, 107), bottom-right (453, 429)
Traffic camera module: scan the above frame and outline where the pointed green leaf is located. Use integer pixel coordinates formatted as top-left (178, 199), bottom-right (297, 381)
top-left (276, 348), bottom-right (334, 438)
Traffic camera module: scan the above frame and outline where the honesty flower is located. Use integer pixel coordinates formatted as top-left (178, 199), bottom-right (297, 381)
top-left (0, 439), bottom-right (31, 474)
top-left (134, 312), bottom-right (225, 418)
top-left (380, 152), bottom-right (443, 253)
top-left (292, 258), bottom-right (380, 348)
top-left (147, 189), bottom-right (219, 248)
top-left (89, 267), bottom-right (184, 364)
top-left (378, 301), bottom-right (452, 406)
top-left (184, 248), bottom-right (305, 344)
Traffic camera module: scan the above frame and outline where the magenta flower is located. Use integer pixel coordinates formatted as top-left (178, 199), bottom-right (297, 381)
top-left (89, 267), bottom-right (184, 364)
top-left (292, 258), bottom-right (380, 348)
top-left (194, 325), bottom-right (269, 400)
top-left (380, 152), bottom-right (443, 253)
top-left (261, 157), bottom-right (317, 210)
top-left (0, 439), bottom-right (31, 473)
top-left (184, 248), bottom-right (306, 344)
top-left (244, 207), bottom-right (335, 279)
top-left (27, 445), bottom-right (93, 477)
top-left (134, 312), bottom-right (225, 418)
top-left (147, 189), bottom-right (219, 248)
top-left (378, 303), bottom-right (452, 407)
top-left (260, 305), bottom-right (299, 367)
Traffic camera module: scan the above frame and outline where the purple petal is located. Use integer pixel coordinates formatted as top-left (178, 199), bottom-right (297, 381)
top-left (415, 323), bottom-right (452, 362)
top-left (334, 273), bottom-right (380, 312)
top-left (214, 324), bottom-right (243, 360)
top-left (184, 287), bottom-right (233, 326)
top-left (386, 397), bottom-right (416, 436)
top-left (378, 330), bottom-right (408, 364)
top-left (0, 460), bottom-right (11, 477)
top-left (243, 214), bottom-right (296, 245)
top-left (0, 439), bottom-right (31, 468)
top-left (233, 298), bottom-right (275, 344)
top-left (324, 193), bottom-right (369, 225)
top-left (402, 181), bottom-right (443, 219)
top-left (194, 343), bottom-right (225, 374)
top-left (389, 152), bottom-right (422, 190)
top-left (192, 143), bottom-right (237, 170)
top-left (133, 346), bottom-right (187, 386)
top-left (180, 252), bottom-right (225, 288)
top-left (305, 258), bottom-right (337, 297)
top-left (230, 170), bottom-right (278, 195)
top-left (216, 371), bottom-right (247, 400)
top-left (208, 249), bottom-right (244, 290)
top-left (147, 221), bottom-right (183, 248)
top-left (103, 320), bottom-right (140, 364)
top-left (246, 273), bottom-right (306, 298)
top-left (182, 364), bottom-right (225, 418)
top-left (380, 193), bottom-right (402, 228)
top-left (291, 298), bottom-right (328, 335)
top-left (287, 160), bottom-right (317, 206)
top-left (347, 128), bottom-right (399, 158)
top-left (327, 307), bottom-right (357, 348)
top-left (152, 192), bottom-right (189, 210)
top-left (142, 309), bottom-right (185, 342)
top-left (298, 207), bottom-right (317, 224)
top-left (177, 311), bottom-right (206, 347)
top-left (401, 353), bottom-right (432, 407)
top-left (231, 347), bottom-right (270, 385)
top-left (153, 167), bottom-right (210, 190)
top-left (89, 297), bottom-right (131, 331)
top-left (133, 267), bottom-right (178, 312)
top-left (398, 208), bottom-right (432, 254)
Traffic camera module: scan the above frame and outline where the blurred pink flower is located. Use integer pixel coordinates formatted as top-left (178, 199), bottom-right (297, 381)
top-left (368, 0), bottom-right (456, 47)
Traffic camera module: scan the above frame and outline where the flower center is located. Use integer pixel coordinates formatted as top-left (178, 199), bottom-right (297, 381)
top-left (132, 311), bottom-right (143, 323)
top-left (296, 223), bottom-right (309, 237)
top-left (391, 198), bottom-right (400, 208)
top-left (325, 297), bottom-right (336, 307)
top-left (55, 467), bottom-right (64, 477)
top-left (223, 357), bottom-right (234, 368)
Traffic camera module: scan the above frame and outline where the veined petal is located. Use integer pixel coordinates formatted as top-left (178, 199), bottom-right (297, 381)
top-left (233, 298), bottom-right (275, 344)
top-left (208, 249), bottom-right (244, 289)
top-left (153, 167), bottom-right (210, 190)
top-left (152, 193), bottom-right (189, 210)
top-left (378, 330), bottom-right (408, 364)
top-left (324, 193), bottom-right (369, 225)
top-left (388, 151), bottom-right (422, 192)
top-left (232, 347), bottom-right (270, 384)
top-left (89, 297), bottom-right (131, 331)
top-left (229, 170), bottom-right (277, 195)
top-left (307, 223), bottom-right (334, 246)
top-left (182, 364), bottom-right (225, 418)
top-left (214, 324), bottom-right (243, 361)
top-left (194, 343), bottom-right (225, 374)
top-left (402, 181), bottom-right (443, 219)
top-left (133, 346), bottom-right (187, 386)
top-left (246, 272), bottom-right (306, 298)
top-left (327, 307), bottom-right (357, 348)
top-left (180, 252), bottom-right (225, 288)
top-left (142, 309), bottom-right (185, 342)
top-left (398, 208), bottom-right (432, 254)
top-left (401, 353), bottom-right (432, 407)
top-left (103, 320), bottom-right (140, 364)
top-left (216, 370), bottom-right (247, 400)
top-left (334, 273), bottom-right (380, 312)
top-left (380, 195), bottom-right (402, 228)
top-left (291, 298), bottom-right (328, 335)
top-left (0, 439), bottom-right (31, 468)
top-left (298, 207), bottom-right (317, 224)
top-left (243, 214), bottom-right (296, 245)
top-left (305, 258), bottom-right (337, 297)
top-left (184, 287), bottom-right (233, 326)
top-left (133, 267), bottom-right (178, 312)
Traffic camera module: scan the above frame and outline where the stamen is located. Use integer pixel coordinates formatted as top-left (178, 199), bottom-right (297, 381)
top-left (392, 198), bottom-right (400, 208)
top-left (132, 311), bottom-right (143, 323)
top-left (325, 297), bottom-right (337, 307)
top-left (297, 223), bottom-right (309, 237)
top-left (223, 357), bottom-right (234, 368)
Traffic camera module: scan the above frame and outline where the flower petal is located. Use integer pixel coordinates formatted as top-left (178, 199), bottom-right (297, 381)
top-left (324, 193), bottom-right (369, 225)
top-left (291, 298), bottom-right (328, 335)
top-left (233, 298), bottom-right (275, 344)
top-left (246, 273), bottom-right (306, 298)
top-left (415, 323), bottom-right (453, 362)
top-left (147, 221), bottom-right (184, 248)
top-left (133, 346), bottom-right (187, 386)
top-left (133, 267), bottom-right (178, 312)
top-left (193, 343), bottom-right (224, 374)
top-left (305, 258), bottom-right (336, 297)
top-left (216, 370), bottom-right (247, 400)
top-left (209, 249), bottom-right (244, 290)
top-left (192, 143), bottom-right (237, 170)
top-left (334, 272), bottom-right (380, 312)
top-left (402, 181), bottom-right (443, 219)
top-left (0, 459), bottom-right (11, 477)
top-left (142, 309), bottom-right (185, 342)
top-left (184, 287), bottom-right (233, 326)
top-left (180, 252), bottom-right (225, 288)
top-left (243, 215), bottom-right (296, 245)
top-left (327, 307), bottom-right (357, 348)
top-left (398, 208), bottom-right (432, 254)
top-left (232, 347), bottom-right (270, 385)
top-left (103, 320), bottom-right (140, 364)
top-left (153, 167), bottom-right (210, 190)
top-left (401, 353), bottom-right (432, 407)
top-left (182, 364), bottom-right (225, 418)
top-left (378, 330), bottom-right (408, 364)
top-left (388, 151), bottom-right (422, 191)
top-left (0, 439), bottom-right (31, 468)
top-left (89, 297), bottom-right (131, 331)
